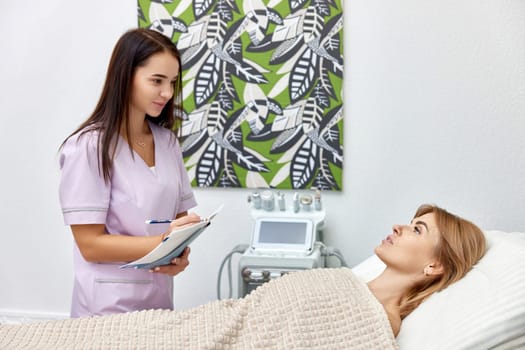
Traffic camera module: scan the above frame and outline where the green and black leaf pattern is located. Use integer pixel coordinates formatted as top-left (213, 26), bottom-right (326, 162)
top-left (138, 0), bottom-right (343, 190)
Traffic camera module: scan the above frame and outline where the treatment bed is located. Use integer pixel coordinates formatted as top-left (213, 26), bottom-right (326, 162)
top-left (0, 230), bottom-right (524, 349)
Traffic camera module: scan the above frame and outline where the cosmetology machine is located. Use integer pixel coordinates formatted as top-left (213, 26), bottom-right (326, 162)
top-left (217, 189), bottom-right (347, 299)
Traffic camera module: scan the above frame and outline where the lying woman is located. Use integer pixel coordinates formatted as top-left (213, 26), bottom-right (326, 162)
top-left (367, 203), bottom-right (486, 336)
top-left (0, 204), bottom-right (486, 349)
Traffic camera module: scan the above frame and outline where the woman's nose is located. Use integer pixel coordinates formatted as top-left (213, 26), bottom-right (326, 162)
top-left (161, 85), bottom-right (174, 98)
top-left (392, 224), bottom-right (403, 236)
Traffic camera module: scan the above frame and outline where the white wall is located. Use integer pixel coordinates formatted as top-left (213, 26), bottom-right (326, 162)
top-left (1, 0), bottom-right (524, 319)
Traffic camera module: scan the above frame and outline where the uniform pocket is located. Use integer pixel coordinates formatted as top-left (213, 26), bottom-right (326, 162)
top-left (92, 275), bottom-right (155, 315)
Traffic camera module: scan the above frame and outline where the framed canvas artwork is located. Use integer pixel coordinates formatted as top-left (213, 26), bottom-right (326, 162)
top-left (138, 0), bottom-right (343, 190)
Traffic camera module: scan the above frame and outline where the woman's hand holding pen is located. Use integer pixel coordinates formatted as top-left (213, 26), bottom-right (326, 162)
top-left (167, 212), bottom-right (201, 232)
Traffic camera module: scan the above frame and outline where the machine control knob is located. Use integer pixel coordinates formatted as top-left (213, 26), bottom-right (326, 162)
top-left (242, 268), bottom-right (252, 281)
top-left (270, 271), bottom-right (282, 279)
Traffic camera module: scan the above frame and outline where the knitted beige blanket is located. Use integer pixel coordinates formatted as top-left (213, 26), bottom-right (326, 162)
top-left (0, 268), bottom-right (398, 349)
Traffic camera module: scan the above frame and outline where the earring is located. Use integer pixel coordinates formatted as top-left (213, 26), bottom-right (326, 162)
top-left (424, 267), bottom-right (431, 276)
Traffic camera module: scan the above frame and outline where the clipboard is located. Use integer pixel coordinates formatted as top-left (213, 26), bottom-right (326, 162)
top-left (120, 205), bottom-right (223, 269)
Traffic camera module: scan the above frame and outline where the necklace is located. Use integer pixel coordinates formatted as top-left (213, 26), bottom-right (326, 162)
top-left (136, 140), bottom-right (146, 148)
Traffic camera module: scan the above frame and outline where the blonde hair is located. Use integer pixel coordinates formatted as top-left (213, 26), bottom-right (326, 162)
top-left (400, 204), bottom-right (486, 318)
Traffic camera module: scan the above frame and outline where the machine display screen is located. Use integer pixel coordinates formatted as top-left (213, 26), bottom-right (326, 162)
top-left (258, 221), bottom-right (307, 244)
top-left (252, 218), bottom-right (314, 253)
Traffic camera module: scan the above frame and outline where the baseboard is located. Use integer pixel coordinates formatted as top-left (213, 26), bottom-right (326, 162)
top-left (0, 309), bottom-right (68, 325)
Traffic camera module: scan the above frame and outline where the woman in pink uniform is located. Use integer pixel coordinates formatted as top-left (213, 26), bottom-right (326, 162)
top-left (58, 28), bottom-right (200, 318)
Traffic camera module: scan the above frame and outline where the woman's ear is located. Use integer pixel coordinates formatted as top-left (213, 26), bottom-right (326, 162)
top-left (424, 262), bottom-right (444, 276)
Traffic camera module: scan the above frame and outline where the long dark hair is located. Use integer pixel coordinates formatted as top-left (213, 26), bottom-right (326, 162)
top-left (61, 28), bottom-right (184, 182)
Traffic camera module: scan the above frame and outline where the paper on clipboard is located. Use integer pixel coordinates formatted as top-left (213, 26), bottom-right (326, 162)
top-left (120, 205), bottom-right (223, 269)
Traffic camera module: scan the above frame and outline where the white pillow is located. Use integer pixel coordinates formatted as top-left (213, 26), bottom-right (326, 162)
top-left (351, 253), bottom-right (385, 282)
top-left (352, 231), bottom-right (525, 350)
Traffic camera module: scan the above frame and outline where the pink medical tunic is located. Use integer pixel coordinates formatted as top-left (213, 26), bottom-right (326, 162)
top-left (59, 122), bottom-right (197, 318)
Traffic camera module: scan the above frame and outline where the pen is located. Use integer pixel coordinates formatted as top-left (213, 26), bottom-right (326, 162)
top-left (146, 205), bottom-right (223, 225)
top-left (145, 219), bottom-right (174, 224)
top-left (145, 217), bottom-right (209, 225)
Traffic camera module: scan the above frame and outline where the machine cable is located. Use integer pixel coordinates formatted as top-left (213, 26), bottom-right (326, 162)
top-left (318, 241), bottom-right (348, 267)
top-left (217, 244), bottom-right (249, 300)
